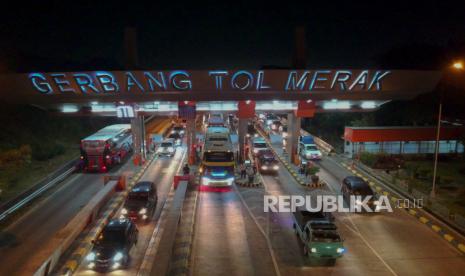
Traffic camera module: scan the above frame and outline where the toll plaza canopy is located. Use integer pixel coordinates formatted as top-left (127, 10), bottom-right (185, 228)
top-left (0, 69), bottom-right (441, 113)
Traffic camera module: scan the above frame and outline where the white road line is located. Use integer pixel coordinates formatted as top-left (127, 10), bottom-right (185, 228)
top-left (323, 159), bottom-right (399, 276)
top-left (233, 183), bottom-right (282, 276)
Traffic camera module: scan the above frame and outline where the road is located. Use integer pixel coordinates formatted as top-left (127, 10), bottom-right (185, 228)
top-left (75, 145), bottom-right (187, 275)
top-left (235, 135), bottom-right (465, 276)
top-left (191, 120), bottom-right (465, 275)
top-left (0, 118), bottom-right (170, 276)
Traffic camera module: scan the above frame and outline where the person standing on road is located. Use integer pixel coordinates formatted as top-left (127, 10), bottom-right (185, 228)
top-left (246, 165), bottom-right (255, 184)
top-left (240, 163), bottom-right (246, 179)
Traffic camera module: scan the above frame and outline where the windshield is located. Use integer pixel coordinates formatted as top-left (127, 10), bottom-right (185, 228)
top-left (161, 142), bottom-right (173, 147)
top-left (311, 231), bottom-right (341, 242)
top-left (169, 134), bottom-right (180, 139)
top-left (96, 229), bottom-right (125, 246)
top-left (204, 152), bottom-right (234, 162)
top-left (352, 184), bottom-right (373, 196)
top-left (254, 142), bottom-right (267, 148)
top-left (174, 127), bottom-right (184, 131)
top-left (204, 166), bottom-right (234, 176)
top-left (128, 192), bottom-right (148, 202)
top-left (208, 137), bottom-right (228, 142)
top-left (306, 145), bottom-right (318, 151)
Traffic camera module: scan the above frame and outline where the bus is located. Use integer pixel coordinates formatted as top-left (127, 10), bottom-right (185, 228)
top-left (80, 124), bottom-right (133, 172)
top-left (206, 113), bottom-right (226, 127)
top-left (200, 135), bottom-right (235, 187)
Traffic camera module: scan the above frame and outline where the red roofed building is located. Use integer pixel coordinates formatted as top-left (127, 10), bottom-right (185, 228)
top-left (343, 126), bottom-right (465, 157)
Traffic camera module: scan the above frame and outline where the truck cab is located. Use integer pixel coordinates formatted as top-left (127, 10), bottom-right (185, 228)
top-left (298, 135), bottom-right (322, 160)
top-left (293, 209), bottom-right (344, 265)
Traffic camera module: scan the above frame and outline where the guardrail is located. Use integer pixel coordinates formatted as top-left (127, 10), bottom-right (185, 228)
top-left (0, 158), bottom-right (78, 223)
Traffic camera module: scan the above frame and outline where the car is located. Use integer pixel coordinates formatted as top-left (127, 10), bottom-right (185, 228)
top-left (341, 176), bottom-right (377, 211)
top-left (171, 125), bottom-right (185, 137)
top-left (121, 181), bottom-right (157, 223)
top-left (251, 137), bottom-right (268, 156)
top-left (156, 139), bottom-right (176, 157)
top-left (270, 120), bottom-right (282, 131)
top-left (86, 218), bottom-right (138, 271)
top-left (246, 122), bottom-right (257, 138)
top-left (265, 114), bottom-right (279, 125)
top-left (168, 132), bottom-right (182, 146)
top-left (256, 150), bottom-right (279, 174)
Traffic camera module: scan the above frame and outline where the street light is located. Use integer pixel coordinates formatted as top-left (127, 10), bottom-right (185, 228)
top-left (431, 60), bottom-right (463, 198)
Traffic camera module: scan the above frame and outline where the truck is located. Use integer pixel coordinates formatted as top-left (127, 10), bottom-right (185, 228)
top-left (298, 135), bottom-right (322, 161)
top-left (293, 209), bottom-right (344, 265)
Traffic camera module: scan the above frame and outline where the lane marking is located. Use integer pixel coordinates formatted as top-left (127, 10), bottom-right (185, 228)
top-left (234, 178), bottom-right (281, 276)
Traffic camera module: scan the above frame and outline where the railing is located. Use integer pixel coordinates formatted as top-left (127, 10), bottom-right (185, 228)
top-left (0, 158), bottom-right (77, 223)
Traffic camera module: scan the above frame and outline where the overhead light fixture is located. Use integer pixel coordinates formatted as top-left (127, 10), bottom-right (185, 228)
top-left (323, 101), bottom-right (351, 110)
top-left (62, 105), bottom-right (78, 113)
top-left (306, 99), bottom-right (312, 103)
top-left (361, 101), bottom-right (376, 109)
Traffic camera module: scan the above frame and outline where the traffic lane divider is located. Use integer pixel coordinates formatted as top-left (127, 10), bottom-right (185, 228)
top-left (340, 162), bottom-right (465, 255)
top-left (60, 154), bottom-right (158, 275)
top-left (256, 126), bottom-right (326, 189)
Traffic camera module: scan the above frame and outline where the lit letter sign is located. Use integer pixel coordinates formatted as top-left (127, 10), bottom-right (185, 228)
top-left (144, 72), bottom-right (167, 91)
top-left (73, 73), bottom-right (99, 94)
top-left (285, 71), bottom-right (310, 91)
top-left (28, 69), bottom-right (393, 96)
top-left (256, 70), bottom-right (270, 90)
top-left (209, 71), bottom-right (228, 90)
top-left (231, 71), bottom-right (254, 90)
top-left (29, 73), bottom-right (52, 94)
top-left (51, 73), bottom-right (75, 93)
top-left (170, 71), bottom-right (192, 91)
top-left (126, 72), bottom-right (145, 92)
top-left (96, 72), bottom-right (119, 92)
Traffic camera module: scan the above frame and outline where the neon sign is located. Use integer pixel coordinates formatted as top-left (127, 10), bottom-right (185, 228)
top-left (29, 70), bottom-right (391, 95)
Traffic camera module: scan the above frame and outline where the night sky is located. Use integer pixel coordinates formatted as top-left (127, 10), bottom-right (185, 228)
top-left (1, 0), bottom-right (464, 71)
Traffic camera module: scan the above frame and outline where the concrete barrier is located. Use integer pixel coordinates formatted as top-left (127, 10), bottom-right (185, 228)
top-left (22, 177), bottom-right (123, 276)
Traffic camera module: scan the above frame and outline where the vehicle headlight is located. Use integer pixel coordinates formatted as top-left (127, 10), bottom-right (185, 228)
top-left (180, 130), bottom-right (184, 134)
top-left (337, 247), bottom-right (345, 254)
top-left (121, 208), bottom-right (128, 215)
top-left (254, 134), bottom-right (258, 137)
top-left (86, 252), bottom-right (96, 261)
top-left (199, 167), bottom-right (203, 173)
top-left (171, 130), bottom-right (175, 134)
top-left (139, 208), bottom-right (147, 214)
top-left (273, 165), bottom-right (279, 170)
top-left (113, 252), bottom-right (124, 262)
top-left (253, 149), bottom-right (259, 153)
top-left (168, 147), bottom-right (174, 153)
top-left (311, 247), bottom-right (317, 253)
top-left (261, 165), bottom-right (268, 170)
top-left (246, 133), bottom-right (251, 137)
top-left (156, 148), bottom-right (162, 153)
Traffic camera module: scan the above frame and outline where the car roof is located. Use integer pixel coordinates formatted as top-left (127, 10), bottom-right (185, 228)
top-left (106, 218), bottom-right (131, 230)
top-left (131, 181), bottom-right (153, 192)
top-left (162, 138), bottom-right (175, 143)
top-left (344, 176), bottom-right (368, 187)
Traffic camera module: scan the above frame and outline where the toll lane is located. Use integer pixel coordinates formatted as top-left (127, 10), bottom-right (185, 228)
top-left (75, 146), bottom-right (186, 275)
top-left (191, 188), bottom-right (277, 276)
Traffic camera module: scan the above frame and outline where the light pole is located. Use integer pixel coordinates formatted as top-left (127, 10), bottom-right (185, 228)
top-left (430, 61), bottom-right (463, 198)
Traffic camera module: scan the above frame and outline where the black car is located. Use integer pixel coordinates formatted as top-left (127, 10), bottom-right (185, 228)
top-left (168, 132), bottom-right (182, 146)
top-left (121, 181), bottom-right (157, 222)
top-left (341, 176), bottom-right (376, 211)
top-left (86, 218), bottom-right (138, 271)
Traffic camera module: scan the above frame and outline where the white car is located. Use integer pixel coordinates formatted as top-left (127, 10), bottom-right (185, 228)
top-left (251, 137), bottom-right (268, 156)
top-left (157, 139), bottom-right (176, 157)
